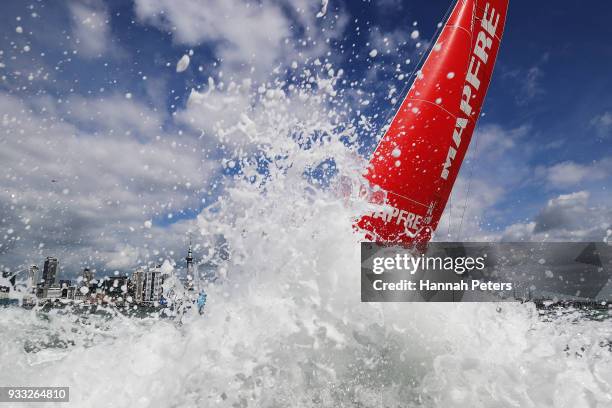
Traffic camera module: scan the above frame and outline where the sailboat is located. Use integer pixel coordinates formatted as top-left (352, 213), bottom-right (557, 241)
top-left (356, 0), bottom-right (509, 246)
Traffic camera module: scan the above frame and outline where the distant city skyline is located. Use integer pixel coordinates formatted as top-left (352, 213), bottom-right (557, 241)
top-left (0, 241), bottom-right (203, 307)
top-left (28, 241), bottom-right (200, 283)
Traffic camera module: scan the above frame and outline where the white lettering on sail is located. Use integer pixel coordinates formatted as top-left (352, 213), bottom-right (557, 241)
top-left (481, 3), bottom-right (500, 38)
top-left (371, 205), bottom-right (424, 237)
top-left (440, 2), bottom-right (498, 181)
top-left (474, 31), bottom-right (492, 64)
top-left (441, 118), bottom-right (467, 180)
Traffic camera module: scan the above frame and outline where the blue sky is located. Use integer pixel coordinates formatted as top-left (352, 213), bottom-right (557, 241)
top-left (0, 0), bottom-right (610, 276)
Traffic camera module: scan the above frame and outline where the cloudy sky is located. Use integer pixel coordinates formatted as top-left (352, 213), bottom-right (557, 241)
top-left (0, 0), bottom-right (610, 277)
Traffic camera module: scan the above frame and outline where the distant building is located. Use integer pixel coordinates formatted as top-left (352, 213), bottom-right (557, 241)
top-left (82, 268), bottom-right (94, 285)
top-left (42, 257), bottom-right (59, 287)
top-left (185, 240), bottom-right (197, 291)
top-left (73, 286), bottom-right (87, 301)
top-left (27, 256), bottom-right (176, 306)
top-left (186, 242), bottom-right (195, 276)
top-left (131, 268), bottom-right (145, 303)
top-left (143, 268), bottom-right (163, 303)
top-left (28, 265), bottom-right (39, 291)
top-left (73, 268), bottom-right (99, 301)
top-left (103, 275), bottom-right (128, 299)
top-left (38, 284), bottom-right (62, 299)
top-left (59, 279), bottom-right (73, 298)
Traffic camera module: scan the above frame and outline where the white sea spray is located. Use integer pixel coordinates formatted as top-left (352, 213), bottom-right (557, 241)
top-left (1, 66), bottom-right (611, 408)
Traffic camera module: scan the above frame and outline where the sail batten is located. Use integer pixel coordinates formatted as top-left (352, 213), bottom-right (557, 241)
top-left (356, 0), bottom-right (509, 245)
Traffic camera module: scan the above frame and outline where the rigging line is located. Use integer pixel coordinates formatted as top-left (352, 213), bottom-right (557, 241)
top-left (457, 119), bottom-right (482, 240)
top-left (448, 193), bottom-right (452, 238)
top-left (371, 0), bottom-right (456, 154)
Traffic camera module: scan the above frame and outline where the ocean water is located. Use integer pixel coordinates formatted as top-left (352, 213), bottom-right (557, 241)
top-left (2, 168), bottom-right (611, 407)
top-left (2, 301), bottom-right (611, 407)
top-left (2, 70), bottom-right (611, 408)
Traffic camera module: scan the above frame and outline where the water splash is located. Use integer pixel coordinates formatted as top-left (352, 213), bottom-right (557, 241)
top-left (1, 69), bottom-right (611, 408)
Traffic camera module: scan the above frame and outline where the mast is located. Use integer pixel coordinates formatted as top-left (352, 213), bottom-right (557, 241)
top-left (186, 233), bottom-right (198, 291)
top-left (356, 0), bottom-right (509, 245)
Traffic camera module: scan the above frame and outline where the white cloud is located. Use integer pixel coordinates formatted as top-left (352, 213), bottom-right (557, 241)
top-left (510, 54), bottom-right (549, 106)
top-left (539, 157), bottom-right (611, 188)
top-left (2, 0), bottom-right (352, 276)
top-left (501, 191), bottom-right (611, 241)
top-left (437, 124), bottom-right (532, 241)
top-left (69, 0), bottom-right (111, 58)
top-left (590, 111), bottom-right (612, 137)
top-left (545, 162), bottom-right (591, 187)
top-left (500, 221), bottom-right (536, 241)
top-left (516, 66), bottom-right (544, 105)
top-left (435, 122), bottom-right (612, 242)
top-left (133, 0), bottom-right (290, 74)
top-left (133, 0), bottom-right (348, 79)
top-left (0, 93), bottom-right (217, 275)
top-left (65, 94), bottom-right (164, 139)
top-left (533, 191), bottom-right (590, 232)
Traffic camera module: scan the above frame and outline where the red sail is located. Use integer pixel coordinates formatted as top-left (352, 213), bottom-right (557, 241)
top-left (356, 0), bottom-right (508, 244)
